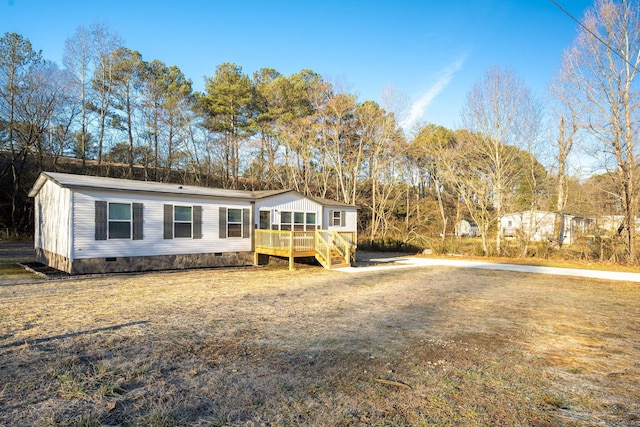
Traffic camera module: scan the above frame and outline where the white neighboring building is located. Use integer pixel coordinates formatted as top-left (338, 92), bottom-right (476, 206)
top-left (595, 215), bottom-right (640, 235)
top-left (500, 210), bottom-right (592, 244)
top-left (29, 172), bottom-right (358, 274)
top-left (597, 215), bottom-right (625, 234)
top-left (454, 219), bottom-right (480, 237)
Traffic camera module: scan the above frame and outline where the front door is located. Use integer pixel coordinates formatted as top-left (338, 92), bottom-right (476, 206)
top-left (259, 210), bottom-right (270, 230)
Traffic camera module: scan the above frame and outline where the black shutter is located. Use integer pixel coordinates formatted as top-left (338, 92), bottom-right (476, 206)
top-left (164, 204), bottom-right (173, 239)
top-left (95, 201), bottom-right (107, 240)
top-left (219, 207), bottom-right (227, 239)
top-left (242, 208), bottom-right (250, 239)
top-left (133, 203), bottom-right (143, 240)
top-left (193, 206), bottom-right (202, 239)
top-left (340, 210), bottom-right (346, 227)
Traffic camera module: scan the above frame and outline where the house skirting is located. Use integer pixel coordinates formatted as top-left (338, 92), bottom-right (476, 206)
top-left (35, 247), bottom-right (253, 275)
top-left (36, 247), bottom-right (73, 273)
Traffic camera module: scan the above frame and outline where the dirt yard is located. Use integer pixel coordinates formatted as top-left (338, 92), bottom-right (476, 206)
top-left (1, 244), bottom-right (639, 426)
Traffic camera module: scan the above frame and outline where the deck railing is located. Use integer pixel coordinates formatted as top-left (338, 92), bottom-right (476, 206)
top-left (254, 229), bottom-right (356, 270)
top-left (293, 231), bottom-right (316, 252)
top-left (333, 232), bottom-right (351, 262)
top-left (254, 230), bottom-right (316, 254)
top-left (315, 232), bottom-right (331, 268)
top-left (337, 231), bottom-right (355, 247)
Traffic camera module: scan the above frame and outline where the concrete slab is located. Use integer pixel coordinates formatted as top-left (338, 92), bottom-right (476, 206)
top-left (340, 255), bottom-right (640, 283)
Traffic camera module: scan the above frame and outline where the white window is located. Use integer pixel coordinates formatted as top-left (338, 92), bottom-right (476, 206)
top-left (280, 211), bottom-right (292, 231)
top-left (109, 203), bottom-right (131, 239)
top-left (227, 208), bottom-right (243, 238)
top-left (174, 206), bottom-right (192, 238)
top-left (279, 211), bottom-right (317, 231)
top-left (331, 210), bottom-right (346, 227)
top-left (294, 212), bottom-right (305, 231)
top-left (306, 212), bottom-right (316, 231)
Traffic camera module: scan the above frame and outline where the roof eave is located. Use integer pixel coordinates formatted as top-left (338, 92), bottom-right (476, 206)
top-left (29, 172), bottom-right (255, 200)
top-left (27, 172), bottom-right (52, 197)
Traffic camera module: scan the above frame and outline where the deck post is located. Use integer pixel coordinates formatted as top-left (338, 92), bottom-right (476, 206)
top-left (289, 231), bottom-right (294, 270)
top-left (254, 249), bottom-right (259, 266)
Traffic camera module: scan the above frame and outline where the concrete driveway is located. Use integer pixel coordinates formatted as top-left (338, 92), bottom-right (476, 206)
top-left (341, 254), bottom-right (640, 283)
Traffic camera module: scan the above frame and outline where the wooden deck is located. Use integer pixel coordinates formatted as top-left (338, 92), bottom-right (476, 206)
top-left (254, 230), bottom-right (356, 270)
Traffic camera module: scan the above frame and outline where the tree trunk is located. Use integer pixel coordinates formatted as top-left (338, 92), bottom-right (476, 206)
top-left (126, 92), bottom-right (134, 177)
top-left (555, 173), bottom-right (567, 248)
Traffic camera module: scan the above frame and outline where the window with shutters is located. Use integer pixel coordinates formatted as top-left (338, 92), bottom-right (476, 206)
top-left (219, 207), bottom-right (250, 239)
top-left (95, 201), bottom-right (143, 240)
top-left (330, 210), bottom-right (346, 227)
top-left (227, 208), bottom-right (243, 238)
top-left (164, 204), bottom-right (201, 239)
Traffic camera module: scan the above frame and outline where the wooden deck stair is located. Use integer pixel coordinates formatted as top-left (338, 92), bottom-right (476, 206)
top-left (327, 248), bottom-right (350, 269)
top-left (313, 230), bottom-right (352, 270)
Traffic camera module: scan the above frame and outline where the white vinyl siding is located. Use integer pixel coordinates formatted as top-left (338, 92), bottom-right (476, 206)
top-left (325, 208), bottom-right (357, 232)
top-left (255, 193), bottom-right (323, 231)
top-left (34, 179), bottom-right (72, 259)
top-left (255, 192), bottom-right (357, 233)
top-left (72, 190), bottom-right (252, 259)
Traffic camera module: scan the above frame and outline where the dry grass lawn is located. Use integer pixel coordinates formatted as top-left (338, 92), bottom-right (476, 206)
top-left (1, 246), bottom-right (640, 426)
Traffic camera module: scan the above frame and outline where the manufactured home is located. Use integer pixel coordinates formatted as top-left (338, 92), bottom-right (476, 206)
top-left (595, 215), bottom-right (640, 235)
top-left (454, 219), bottom-right (480, 237)
top-left (500, 210), bottom-right (592, 244)
top-left (29, 172), bottom-right (357, 274)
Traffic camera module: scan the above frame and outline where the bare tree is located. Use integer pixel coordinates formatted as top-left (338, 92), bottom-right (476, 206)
top-left (460, 66), bottom-right (541, 255)
top-left (16, 61), bottom-right (72, 171)
top-left (63, 25), bottom-right (93, 171)
top-left (88, 23), bottom-right (122, 167)
top-left (441, 130), bottom-right (495, 255)
top-left (551, 111), bottom-right (578, 247)
top-left (358, 100), bottom-right (405, 244)
top-left (0, 32), bottom-right (42, 233)
top-left (408, 124), bottom-right (456, 246)
top-left (317, 91), bottom-right (361, 204)
top-left (62, 22), bottom-right (123, 171)
top-left (110, 48), bottom-right (143, 177)
top-left (557, 0), bottom-right (640, 261)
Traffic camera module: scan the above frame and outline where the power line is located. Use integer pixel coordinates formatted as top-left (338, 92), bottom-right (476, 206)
top-left (550, 0), bottom-right (640, 74)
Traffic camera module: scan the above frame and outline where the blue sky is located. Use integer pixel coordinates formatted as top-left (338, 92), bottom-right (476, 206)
top-left (1, 0), bottom-right (593, 130)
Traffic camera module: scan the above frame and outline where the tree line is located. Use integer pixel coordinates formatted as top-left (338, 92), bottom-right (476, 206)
top-left (1, 0), bottom-right (639, 261)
